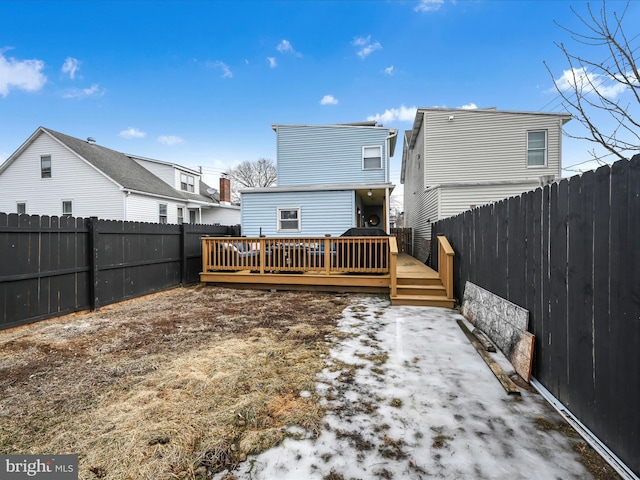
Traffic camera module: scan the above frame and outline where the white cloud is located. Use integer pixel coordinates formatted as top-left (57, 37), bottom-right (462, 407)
top-left (158, 135), bottom-right (184, 146)
top-left (62, 83), bottom-right (105, 99)
top-left (61, 57), bottom-right (80, 79)
top-left (352, 36), bottom-right (382, 59)
top-left (213, 61), bottom-right (233, 79)
top-left (385, 65), bottom-right (395, 76)
top-left (553, 67), bottom-right (630, 99)
top-left (415, 0), bottom-right (445, 12)
top-left (0, 49), bottom-right (47, 96)
top-left (120, 127), bottom-right (146, 139)
top-left (320, 95), bottom-right (338, 105)
top-left (367, 104), bottom-right (418, 124)
top-left (267, 57), bottom-right (277, 68)
top-left (460, 103), bottom-right (478, 109)
top-left (276, 39), bottom-right (301, 57)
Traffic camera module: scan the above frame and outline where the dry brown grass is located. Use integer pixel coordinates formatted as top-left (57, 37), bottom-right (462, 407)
top-left (0, 285), bottom-right (352, 479)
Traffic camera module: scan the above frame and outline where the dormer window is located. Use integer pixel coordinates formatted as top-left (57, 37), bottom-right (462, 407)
top-left (362, 146), bottom-right (382, 170)
top-left (180, 173), bottom-right (195, 192)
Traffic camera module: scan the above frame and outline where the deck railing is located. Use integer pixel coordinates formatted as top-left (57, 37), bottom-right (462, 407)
top-left (437, 235), bottom-right (455, 300)
top-left (202, 236), bottom-right (391, 275)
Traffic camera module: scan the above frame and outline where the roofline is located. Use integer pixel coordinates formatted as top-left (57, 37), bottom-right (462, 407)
top-left (271, 122), bottom-right (391, 132)
top-left (240, 182), bottom-right (395, 194)
top-left (0, 126), bottom-right (47, 175)
top-left (415, 107), bottom-right (572, 120)
top-left (128, 154), bottom-right (201, 175)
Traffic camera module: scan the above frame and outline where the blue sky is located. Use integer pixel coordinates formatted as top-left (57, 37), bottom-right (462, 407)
top-left (1, 0), bottom-right (638, 199)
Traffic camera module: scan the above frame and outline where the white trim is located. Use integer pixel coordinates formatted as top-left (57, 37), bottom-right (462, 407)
top-left (362, 145), bottom-right (383, 170)
top-left (527, 129), bottom-right (548, 167)
top-left (62, 199), bottom-right (73, 217)
top-left (277, 207), bottom-right (301, 232)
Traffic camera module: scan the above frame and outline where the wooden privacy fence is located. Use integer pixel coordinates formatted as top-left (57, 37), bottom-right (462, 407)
top-left (431, 156), bottom-right (640, 477)
top-left (202, 236), bottom-right (390, 275)
top-left (0, 213), bottom-right (239, 330)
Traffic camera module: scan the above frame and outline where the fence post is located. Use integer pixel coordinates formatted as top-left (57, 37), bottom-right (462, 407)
top-left (88, 217), bottom-right (100, 311)
top-left (180, 223), bottom-right (187, 285)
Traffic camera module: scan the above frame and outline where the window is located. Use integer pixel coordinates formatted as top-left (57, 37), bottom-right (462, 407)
top-left (278, 208), bottom-right (300, 232)
top-left (62, 200), bottom-right (73, 217)
top-left (180, 173), bottom-right (195, 192)
top-left (17, 202), bottom-right (26, 215)
top-left (177, 207), bottom-right (184, 224)
top-left (189, 210), bottom-right (197, 224)
top-left (527, 131), bottom-right (547, 167)
top-left (159, 204), bottom-right (168, 224)
top-left (41, 155), bottom-right (52, 178)
top-left (363, 146), bottom-right (382, 170)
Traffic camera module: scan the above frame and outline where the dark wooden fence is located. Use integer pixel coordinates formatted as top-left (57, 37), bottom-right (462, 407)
top-left (431, 156), bottom-right (639, 477)
top-left (390, 227), bottom-right (413, 256)
top-left (0, 214), bottom-right (239, 330)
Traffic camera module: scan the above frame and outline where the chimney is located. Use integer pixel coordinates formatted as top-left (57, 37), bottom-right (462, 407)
top-left (220, 177), bottom-right (231, 204)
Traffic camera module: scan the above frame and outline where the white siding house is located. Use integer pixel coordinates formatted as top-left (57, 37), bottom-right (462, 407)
top-left (0, 127), bottom-right (240, 225)
top-left (402, 108), bottom-right (571, 261)
top-left (241, 122), bottom-right (398, 237)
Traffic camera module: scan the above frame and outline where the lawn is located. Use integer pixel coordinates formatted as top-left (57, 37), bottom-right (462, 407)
top-left (0, 285), bottom-right (350, 479)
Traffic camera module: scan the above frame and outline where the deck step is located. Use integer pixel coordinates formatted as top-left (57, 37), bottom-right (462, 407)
top-left (390, 294), bottom-right (455, 308)
top-left (395, 284), bottom-right (447, 297)
top-left (396, 276), bottom-right (442, 287)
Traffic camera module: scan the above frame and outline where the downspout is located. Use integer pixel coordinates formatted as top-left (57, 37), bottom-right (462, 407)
top-left (385, 187), bottom-right (390, 233)
top-left (385, 129), bottom-right (398, 233)
top-left (124, 190), bottom-right (130, 220)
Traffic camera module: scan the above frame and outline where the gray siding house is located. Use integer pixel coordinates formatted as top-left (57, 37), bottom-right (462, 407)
top-left (402, 108), bottom-right (571, 261)
top-left (0, 127), bottom-right (240, 224)
top-left (241, 122), bottom-right (398, 237)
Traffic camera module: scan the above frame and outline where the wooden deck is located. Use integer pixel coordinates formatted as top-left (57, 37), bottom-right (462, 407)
top-left (200, 234), bottom-right (455, 308)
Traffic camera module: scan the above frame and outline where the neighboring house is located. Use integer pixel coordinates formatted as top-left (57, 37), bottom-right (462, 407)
top-left (401, 107), bottom-right (572, 261)
top-left (0, 127), bottom-right (240, 225)
top-left (240, 121), bottom-right (398, 237)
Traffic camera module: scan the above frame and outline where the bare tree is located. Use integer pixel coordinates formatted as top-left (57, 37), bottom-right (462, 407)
top-left (545, 0), bottom-right (639, 161)
top-left (225, 158), bottom-right (277, 203)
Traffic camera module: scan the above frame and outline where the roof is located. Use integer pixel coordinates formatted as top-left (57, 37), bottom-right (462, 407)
top-left (2, 127), bottom-right (217, 205)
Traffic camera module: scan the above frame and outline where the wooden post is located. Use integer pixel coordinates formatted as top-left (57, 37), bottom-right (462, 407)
top-left (180, 224), bottom-right (187, 285)
top-left (88, 217), bottom-right (100, 311)
top-left (324, 237), bottom-right (331, 275)
top-left (389, 237), bottom-right (398, 297)
top-left (437, 235), bottom-right (455, 300)
top-left (259, 238), bottom-right (266, 275)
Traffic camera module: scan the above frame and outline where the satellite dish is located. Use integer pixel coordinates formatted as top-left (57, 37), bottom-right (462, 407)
top-left (207, 188), bottom-right (218, 195)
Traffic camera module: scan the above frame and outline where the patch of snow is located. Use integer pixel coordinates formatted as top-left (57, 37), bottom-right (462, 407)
top-left (215, 297), bottom-right (594, 479)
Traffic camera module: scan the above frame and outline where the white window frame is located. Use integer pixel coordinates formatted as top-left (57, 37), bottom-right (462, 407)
top-left (277, 207), bottom-right (301, 232)
top-left (362, 145), bottom-right (383, 170)
top-left (41, 155), bottom-right (52, 178)
top-left (62, 200), bottom-right (73, 217)
top-left (177, 207), bottom-right (184, 224)
top-left (527, 130), bottom-right (547, 167)
top-left (17, 202), bottom-right (26, 215)
top-left (159, 203), bottom-right (168, 224)
top-left (180, 173), bottom-right (195, 192)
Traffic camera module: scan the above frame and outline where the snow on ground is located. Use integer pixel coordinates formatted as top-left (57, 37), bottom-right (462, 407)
top-left (216, 297), bottom-right (592, 480)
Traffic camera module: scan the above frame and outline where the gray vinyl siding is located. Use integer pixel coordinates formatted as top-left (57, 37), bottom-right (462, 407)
top-left (439, 182), bottom-right (540, 219)
top-left (275, 125), bottom-right (390, 186)
top-left (412, 188), bottom-right (439, 263)
top-left (241, 189), bottom-right (354, 237)
top-left (422, 110), bottom-right (564, 186)
top-left (0, 134), bottom-right (124, 219)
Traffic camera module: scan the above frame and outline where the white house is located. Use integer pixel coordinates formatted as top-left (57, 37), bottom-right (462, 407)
top-left (401, 107), bottom-right (572, 261)
top-left (240, 121), bottom-right (398, 237)
top-left (0, 127), bottom-right (240, 225)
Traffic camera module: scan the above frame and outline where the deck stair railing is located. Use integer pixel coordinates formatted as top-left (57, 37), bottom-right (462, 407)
top-left (437, 235), bottom-right (455, 301)
top-left (202, 236), bottom-right (391, 275)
